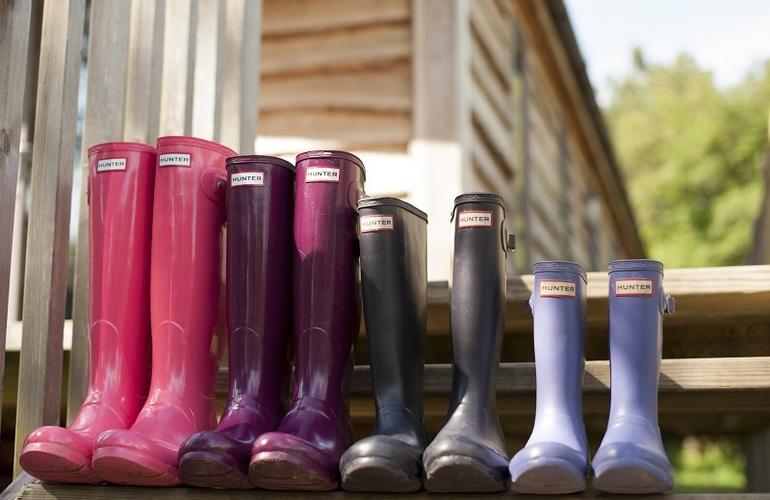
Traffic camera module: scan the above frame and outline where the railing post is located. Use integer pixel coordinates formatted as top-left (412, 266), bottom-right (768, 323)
top-left (0, 0), bottom-right (33, 444)
top-left (14, 0), bottom-right (86, 475)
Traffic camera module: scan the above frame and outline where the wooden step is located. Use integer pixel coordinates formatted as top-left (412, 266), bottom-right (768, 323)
top-left (8, 479), bottom-right (768, 500)
top-left (215, 356), bottom-right (770, 396)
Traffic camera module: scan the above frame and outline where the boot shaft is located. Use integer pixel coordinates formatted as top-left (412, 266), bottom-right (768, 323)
top-left (84, 141), bottom-right (156, 419)
top-left (358, 197), bottom-right (428, 435)
top-left (530, 261), bottom-right (587, 420)
top-left (150, 136), bottom-right (235, 404)
top-left (449, 193), bottom-right (514, 410)
top-left (225, 155), bottom-right (294, 408)
top-left (608, 259), bottom-right (673, 422)
top-left (292, 150), bottom-right (366, 403)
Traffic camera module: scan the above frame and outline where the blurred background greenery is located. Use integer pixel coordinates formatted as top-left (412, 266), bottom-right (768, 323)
top-left (607, 52), bottom-right (769, 267)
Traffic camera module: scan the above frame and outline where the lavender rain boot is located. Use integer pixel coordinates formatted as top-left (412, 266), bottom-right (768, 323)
top-left (592, 259), bottom-right (675, 494)
top-left (339, 197), bottom-right (429, 492)
top-left (509, 261), bottom-right (589, 494)
top-left (249, 151), bottom-right (365, 491)
top-left (178, 156), bottom-right (295, 489)
top-left (423, 193), bottom-right (515, 493)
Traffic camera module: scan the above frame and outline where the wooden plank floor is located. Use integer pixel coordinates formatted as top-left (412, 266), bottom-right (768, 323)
top-left (13, 482), bottom-right (770, 499)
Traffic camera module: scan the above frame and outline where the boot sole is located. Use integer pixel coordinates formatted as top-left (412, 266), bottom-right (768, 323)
top-left (250, 451), bottom-right (337, 491)
top-left (20, 442), bottom-right (101, 484)
top-left (510, 457), bottom-right (586, 494)
top-left (593, 457), bottom-right (673, 494)
top-left (179, 450), bottom-right (253, 489)
top-left (92, 445), bottom-right (180, 486)
top-left (425, 455), bottom-right (508, 493)
top-left (341, 456), bottom-right (422, 493)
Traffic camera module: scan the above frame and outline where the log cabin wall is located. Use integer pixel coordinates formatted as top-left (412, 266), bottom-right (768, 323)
top-left (256, 0), bottom-right (638, 280)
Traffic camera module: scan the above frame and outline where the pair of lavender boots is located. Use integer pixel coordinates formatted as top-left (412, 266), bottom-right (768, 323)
top-left (509, 260), bottom-right (675, 494)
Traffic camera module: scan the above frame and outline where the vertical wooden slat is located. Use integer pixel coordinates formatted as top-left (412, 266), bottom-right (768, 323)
top-left (191, 0), bottom-right (223, 141)
top-left (159, 0), bottom-right (197, 136)
top-left (0, 0), bottom-right (33, 441)
top-left (511, 25), bottom-right (531, 270)
top-left (124, 0), bottom-right (166, 144)
top-left (68, 0), bottom-right (132, 423)
top-left (218, 0), bottom-right (261, 153)
top-left (14, 0), bottom-right (86, 474)
top-left (410, 0), bottom-right (470, 281)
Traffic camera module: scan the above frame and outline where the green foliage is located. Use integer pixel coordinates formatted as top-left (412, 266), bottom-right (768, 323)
top-left (606, 53), bottom-right (770, 266)
top-left (667, 437), bottom-right (746, 492)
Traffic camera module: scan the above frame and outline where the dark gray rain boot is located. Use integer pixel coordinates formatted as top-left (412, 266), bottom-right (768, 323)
top-left (423, 193), bottom-right (515, 493)
top-left (339, 197), bottom-right (429, 492)
top-left (592, 259), bottom-right (675, 494)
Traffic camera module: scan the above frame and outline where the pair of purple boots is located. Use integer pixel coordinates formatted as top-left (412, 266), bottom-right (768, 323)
top-left (509, 260), bottom-right (675, 494)
top-left (177, 151), bottom-right (366, 490)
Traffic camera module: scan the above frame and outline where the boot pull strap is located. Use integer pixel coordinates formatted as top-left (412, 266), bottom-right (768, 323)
top-left (201, 168), bottom-right (228, 218)
top-left (661, 288), bottom-right (676, 315)
top-left (525, 296), bottom-right (534, 316)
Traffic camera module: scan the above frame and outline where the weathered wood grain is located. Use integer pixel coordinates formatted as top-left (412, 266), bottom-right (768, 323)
top-left (262, 23), bottom-right (410, 76)
top-left (11, 482), bottom-right (769, 499)
top-left (159, 0), bottom-right (195, 136)
top-left (262, 0), bottom-right (409, 36)
top-left (15, 0), bottom-right (86, 475)
top-left (0, 0), bottom-right (33, 441)
top-left (68, 0), bottom-right (131, 425)
top-left (123, 0), bottom-right (165, 144)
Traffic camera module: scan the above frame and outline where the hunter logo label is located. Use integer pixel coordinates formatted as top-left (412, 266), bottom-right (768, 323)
top-left (159, 153), bottom-right (191, 168)
top-left (615, 279), bottom-right (654, 297)
top-left (96, 158), bottom-right (126, 172)
top-left (305, 167), bottom-right (340, 183)
top-left (360, 215), bottom-right (394, 233)
top-left (231, 172), bottom-right (264, 187)
top-left (540, 280), bottom-right (577, 298)
top-left (458, 211), bottom-right (493, 228)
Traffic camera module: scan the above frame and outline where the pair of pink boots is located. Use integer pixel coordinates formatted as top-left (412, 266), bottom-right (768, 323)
top-left (19, 137), bottom-right (235, 486)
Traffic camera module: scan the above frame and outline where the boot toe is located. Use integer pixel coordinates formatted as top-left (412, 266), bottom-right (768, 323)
top-left (509, 442), bottom-right (587, 494)
top-left (340, 435), bottom-right (423, 492)
top-left (178, 431), bottom-right (253, 488)
top-left (423, 436), bottom-right (509, 492)
top-left (592, 442), bottom-right (673, 494)
top-left (249, 432), bottom-right (338, 490)
top-left (20, 427), bottom-right (100, 483)
top-left (92, 430), bottom-right (180, 486)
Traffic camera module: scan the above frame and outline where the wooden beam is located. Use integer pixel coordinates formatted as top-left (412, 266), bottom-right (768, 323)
top-left (68, 0), bottom-right (132, 424)
top-left (123, 0), bottom-right (165, 144)
top-left (0, 0), bottom-right (33, 442)
top-left (10, 483), bottom-right (770, 499)
top-left (215, 356), bottom-right (770, 396)
top-left (159, 0), bottom-right (196, 136)
top-left (263, 0), bottom-right (409, 36)
top-left (15, 0), bottom-right (86, 474)
top-left (217, 0), bottom-right (261, 153)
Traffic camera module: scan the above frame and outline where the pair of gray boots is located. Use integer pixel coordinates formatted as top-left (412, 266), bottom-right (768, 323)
top-left (339, 193), bottom-right (673, 495)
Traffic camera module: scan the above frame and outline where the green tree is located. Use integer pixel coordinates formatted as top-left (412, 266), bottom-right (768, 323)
top-left (606, 53), bottom-right (769, 266)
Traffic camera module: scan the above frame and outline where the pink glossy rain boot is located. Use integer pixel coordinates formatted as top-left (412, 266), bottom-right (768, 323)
top-left (92, 136), bottom-right (235, 486)
top-left (19, 142), bottom-right (156, 483)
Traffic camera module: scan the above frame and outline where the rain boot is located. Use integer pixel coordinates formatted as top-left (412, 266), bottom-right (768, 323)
top-left (178, 155), bottom-right (295, 489)
top-left (592, 259), bottom-right (675, 494)
top-left (20, 142), bottom-right (156, 484)
top-left (93, 136), bottom-right (235, 486)
top-left (423, 193), bottom-right (515, 493)
top-left (249, 150), bottom-right (366, 491)
top-left (509, 261), bottom-right (589, 494)
top-left (339, 197), bottom-right (429, 493)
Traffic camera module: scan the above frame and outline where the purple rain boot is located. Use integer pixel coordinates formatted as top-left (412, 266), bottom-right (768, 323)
top-left (249, 150), bottom-right (366, 491)
top-left (423, 193), bottom-right (516, 493)
top-left (178, 155), bottom-right (295, 489)
top-left (509, 261), bottom-right (589, 494)
top-left (339, 197), bottom-right (429, 493)
top-left (592, 259), bottom-right (675, 494)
